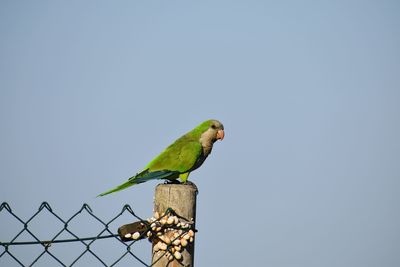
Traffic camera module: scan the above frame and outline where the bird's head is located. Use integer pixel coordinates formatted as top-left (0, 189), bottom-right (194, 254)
top-left (210, 120), bottom-right (225, 141)
top-left (197, 119), bottom-right (224, 145)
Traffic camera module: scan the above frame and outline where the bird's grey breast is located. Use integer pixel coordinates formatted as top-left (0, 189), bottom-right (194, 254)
top-left (199, 128), bottom-right (216, 156)
top-left (190, 131), bottom-right (215, 171)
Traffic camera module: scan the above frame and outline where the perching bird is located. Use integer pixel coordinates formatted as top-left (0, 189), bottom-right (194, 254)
top-left (98, 119), bottom-right (224, 196)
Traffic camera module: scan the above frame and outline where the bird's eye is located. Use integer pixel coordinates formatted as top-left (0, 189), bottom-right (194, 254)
top-left (211, 124), bottom-right (216, 129)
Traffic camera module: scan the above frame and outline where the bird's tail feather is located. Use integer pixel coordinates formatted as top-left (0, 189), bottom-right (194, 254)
top-left (97, 169), bottom-right (180, 197)
top-left (97, 179), bottom-right (136, 197)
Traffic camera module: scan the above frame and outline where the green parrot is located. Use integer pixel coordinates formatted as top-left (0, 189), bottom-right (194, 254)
top-left (98, 119), bottom-right (224, 196)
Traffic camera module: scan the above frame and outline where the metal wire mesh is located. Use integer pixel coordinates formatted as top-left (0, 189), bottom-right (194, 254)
top-left (0, 202), bottom-right (151, 267)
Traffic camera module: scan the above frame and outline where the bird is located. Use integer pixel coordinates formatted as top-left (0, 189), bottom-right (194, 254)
top-left (98, 119), bottom-right (224, 196)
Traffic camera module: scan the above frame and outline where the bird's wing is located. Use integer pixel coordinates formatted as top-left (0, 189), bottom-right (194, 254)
top-left (145, 139), bottom-right (203, 173)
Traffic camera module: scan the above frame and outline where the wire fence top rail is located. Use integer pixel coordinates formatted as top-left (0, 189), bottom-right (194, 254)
top-left (0, 202), bottom-right (151, 267)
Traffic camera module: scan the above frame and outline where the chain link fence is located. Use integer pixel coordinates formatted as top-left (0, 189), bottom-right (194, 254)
top-left (0, 202), bottom-right (151, 266)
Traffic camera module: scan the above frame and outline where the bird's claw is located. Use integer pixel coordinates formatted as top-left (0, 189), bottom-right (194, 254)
top-left (164, 179), bottom-right (181, 184)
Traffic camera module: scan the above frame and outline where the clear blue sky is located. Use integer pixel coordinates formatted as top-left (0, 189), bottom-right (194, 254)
top-left (1, 1), bottom-right (399, 266)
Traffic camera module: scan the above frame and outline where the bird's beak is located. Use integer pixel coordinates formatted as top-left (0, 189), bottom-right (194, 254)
top-left (216, 129), bottom-right (225, 141)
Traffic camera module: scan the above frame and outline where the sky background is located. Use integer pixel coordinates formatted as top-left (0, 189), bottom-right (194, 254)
top-left (1, 1), bottom-right (400, 266)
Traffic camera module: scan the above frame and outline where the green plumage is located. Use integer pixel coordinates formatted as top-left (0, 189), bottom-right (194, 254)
top-left (98, 120), bottom-right (224, 197)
